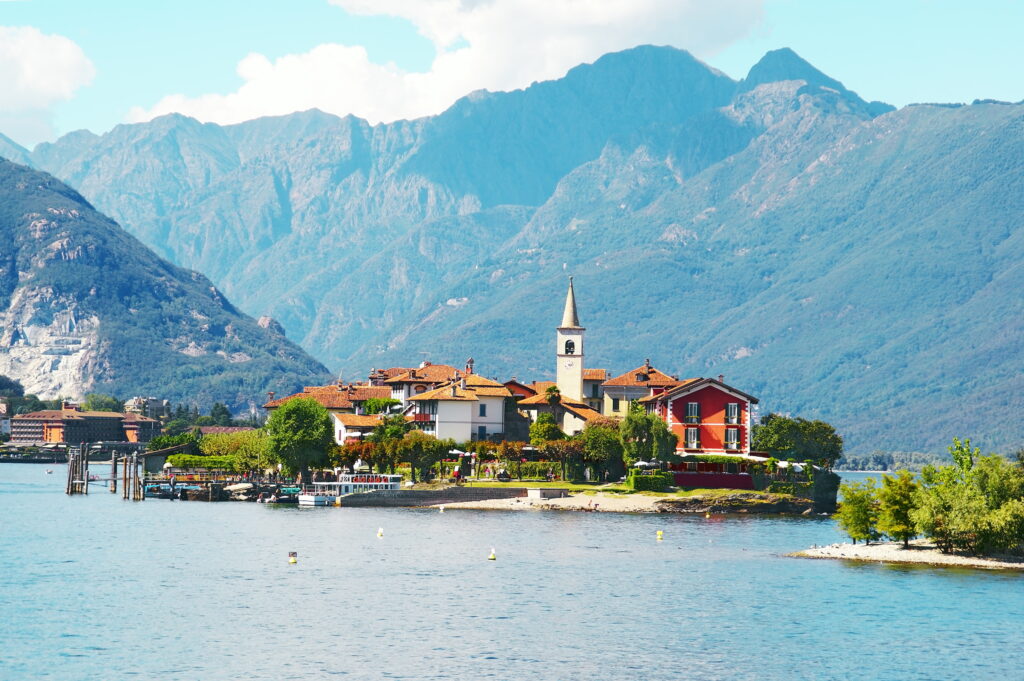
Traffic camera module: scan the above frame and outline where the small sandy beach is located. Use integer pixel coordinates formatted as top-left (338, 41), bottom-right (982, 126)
top-left (791, 540), bottom-right (1024, 571)
top-left (438, 492), bottom-right (662, 513)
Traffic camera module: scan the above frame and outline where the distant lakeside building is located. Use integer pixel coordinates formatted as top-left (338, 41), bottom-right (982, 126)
top-left (11, 401), bottom-right (160, 445)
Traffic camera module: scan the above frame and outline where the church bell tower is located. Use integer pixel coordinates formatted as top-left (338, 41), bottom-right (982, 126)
top-left (556, 277), bottom-right (585, 402)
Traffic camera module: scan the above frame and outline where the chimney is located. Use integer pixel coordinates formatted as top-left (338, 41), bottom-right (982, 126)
top-left (450, 384), bottom-right (458, 397)
top-left (466, 357), bottom-right (475, 374)
top-left (460, 376), bottom-right (467, 390)
top-left (718, 374), bottom-right (724, 383)
top-left (644, 358), bottom-right (651, 371)
top-left (267, 391), bottom-right (275, 402)
top-left (420, 360), bottom-right (431, 368)
top-left (409, 368), bottom-right (417, 379)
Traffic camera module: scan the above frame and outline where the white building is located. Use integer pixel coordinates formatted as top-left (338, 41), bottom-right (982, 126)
top-left (408, 374), bottom-right (511, 442)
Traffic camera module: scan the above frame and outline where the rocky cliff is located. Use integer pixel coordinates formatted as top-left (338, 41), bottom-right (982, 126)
top-left (0, 159), bottom-right (332, 409)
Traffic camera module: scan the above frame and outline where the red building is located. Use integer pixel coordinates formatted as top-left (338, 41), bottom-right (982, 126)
top-left (641, 376), bottom-right (758, 455)
top-left (641, 377), bottom-right (760, 489)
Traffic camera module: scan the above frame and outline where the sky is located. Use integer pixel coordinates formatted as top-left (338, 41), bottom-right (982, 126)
top-left (1, 0), bottom-right (1022, 148)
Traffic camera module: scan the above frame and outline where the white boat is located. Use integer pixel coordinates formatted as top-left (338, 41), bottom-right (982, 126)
top-left (298, 473), bottom-right (403, 506)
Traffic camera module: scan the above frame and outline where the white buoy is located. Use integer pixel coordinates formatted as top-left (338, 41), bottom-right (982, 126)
top-left (377, 527), bottom-right (384, 538)
top-left (439, 505), bottom-right (445, 513)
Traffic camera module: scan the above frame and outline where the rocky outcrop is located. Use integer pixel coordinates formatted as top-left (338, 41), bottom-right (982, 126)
top-left (655, 492), bottom-right (814, 515)
top-left (0, 159), bottom-right (332, 408)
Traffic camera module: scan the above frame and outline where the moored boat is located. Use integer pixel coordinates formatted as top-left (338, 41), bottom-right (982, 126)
top-left (298, 474), bottom-right (403, 506)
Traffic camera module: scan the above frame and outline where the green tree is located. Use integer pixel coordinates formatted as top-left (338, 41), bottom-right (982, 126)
top-left (836, 478), bottom-right (880, 544)
top-left (541, 438), bottom-right (584, 482)
top-left (362, 398), bottom-right (401, 415)
top-left (529, 413), bottom-right (564, 446)
top-left (370, 414), bottom-right (411, 443)
top-left (82, 393), bottom-right (122, 412)
top-left (579, 417), bottom-right (624, 481)
top-left (620, 401), bottom-right (678, 468)
top-left (209, 402), bottom-right (233, 426)
top-left (877, 469), bottom-right (919, 548)
top-left (200, 430), bottom-right (272, 473)
top-left (0, 375), bottom-right (24, 398)
top-left (400, 431), bottom-right (450, 483)
top-left (497, 440), bottom-right (526, 481)
top-left (265, 398), bottom-right (333, 483)
top-left (753, 413), bottom-right (844, 469)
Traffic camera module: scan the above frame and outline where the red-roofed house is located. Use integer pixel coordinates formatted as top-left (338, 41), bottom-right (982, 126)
top-left (601, 359), bottom-right (691, 420)
top-left (641, 376), bottom-right (759, 456)
top-left (408, 374), bottom-right (512, 441)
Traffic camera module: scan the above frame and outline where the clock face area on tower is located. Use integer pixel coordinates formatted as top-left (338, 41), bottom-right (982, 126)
top-left (563, 359), bottom-right (575, 368)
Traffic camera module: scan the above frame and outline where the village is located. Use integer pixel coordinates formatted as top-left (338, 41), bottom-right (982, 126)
top-left (0, 280), bottom-right (838, 509)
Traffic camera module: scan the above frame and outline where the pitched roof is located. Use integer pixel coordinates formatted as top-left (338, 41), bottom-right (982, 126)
top-left (583, 368), bottom-right (607, 381)
top-left (640, 377), bottom-right (760, 404)
top-left (333, 413), bottom-right (387, 428)
top-left (384, 363), bottom-right (463, 384)
top-left (602, 361), bottom-right (688, 388)
top-left (562, 403), bottom-right (604, 422)
top-left (13, 409), bottom-right (143, 421)
top-left (263, 383), bottom-right (391, 409)
top-left (530, 380), bottom-right (557, 394)
top-left (409, 377), bottom-right (512, 402)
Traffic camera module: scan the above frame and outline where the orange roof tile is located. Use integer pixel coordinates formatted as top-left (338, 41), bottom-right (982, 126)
top-left (602, 362), bottom-right (687, 388)
top-left (409, 378), bottom-right (512, 402)
top-left (333, 413), bottom-right (387, 428)
top-left (641, 377), bottom-right (760, 404)
top-left (384, 364), bottom-right (463, 384)
top-left (583, 368), bottom-right (608, 381)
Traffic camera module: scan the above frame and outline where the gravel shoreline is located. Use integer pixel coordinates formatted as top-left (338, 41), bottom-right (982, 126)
top-left (790, 540), bottom-right (1024, 571)
top-left (438, 492), bottom-right (661, 513)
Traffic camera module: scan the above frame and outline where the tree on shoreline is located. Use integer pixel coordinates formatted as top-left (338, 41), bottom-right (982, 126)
top-left (836, 478), bottom-right (880, 544)
top-left (877, 469), bottom-right (918, 548)
top-left (266, 397), bottom-right (333, 483)
top-left (753, 414), bottom-right (843, 469)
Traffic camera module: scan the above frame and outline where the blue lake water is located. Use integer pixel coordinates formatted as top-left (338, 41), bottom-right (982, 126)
top-left (1, 463), bottom-right (1021, 681)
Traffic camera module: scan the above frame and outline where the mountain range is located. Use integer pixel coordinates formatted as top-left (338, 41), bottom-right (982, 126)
top-left (2, 46), bottom-right (1023, 454)
top-left (0, 159), bottom-right (331, 411)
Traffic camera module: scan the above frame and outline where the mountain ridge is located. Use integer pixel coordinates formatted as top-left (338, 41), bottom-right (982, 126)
top-left (3, 45), bottom-right (1022, 454)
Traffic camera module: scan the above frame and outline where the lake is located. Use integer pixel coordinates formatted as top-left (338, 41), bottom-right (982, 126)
top-left (1, 463), bottom-right (1021, 680)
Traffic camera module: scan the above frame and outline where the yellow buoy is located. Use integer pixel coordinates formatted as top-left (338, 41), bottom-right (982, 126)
top-left (439, 505), bottom-right (445, 513)
top-left (288, 551), bottom-right (297, 564)
top-left (656, 530), bottom-right (664, 541)
top-left (705, 512), bottom-right (711, 518)
top-left (488, 547), bottom-right (496, 561)
top-left (377, 527), bottom-right (384, 538)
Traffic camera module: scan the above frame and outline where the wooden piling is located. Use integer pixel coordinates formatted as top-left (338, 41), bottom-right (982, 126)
top-left (83, 443), bottom-right (89, 495)
top-left (110, 455), bottom-right (117, 493)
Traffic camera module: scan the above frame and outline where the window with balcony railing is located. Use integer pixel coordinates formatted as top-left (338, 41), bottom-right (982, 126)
top-left (726, 403), bottom-right (740, 425)
top-left (685, 402), bottom-right (700, 424)
top-left (685, 426), bottom-right (700, 449)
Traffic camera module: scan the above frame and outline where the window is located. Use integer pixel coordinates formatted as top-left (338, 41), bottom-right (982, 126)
top-left (414, 385), bottom-right (426, 394)
top-left (725, 427), bottom-right (740, 450)
top-left (685, 427), bottom-right (700, 449)
top-left (479, 403), bottom-right (487, 417)
top-left (564, 340), bottom-right (575, 355)
top-left (726, 402), bottom-right (740, 424)
top-left (477, 425), bottom-right (487, 441)
top-left (685, 402), bottom-right (701, 424)
top-left (591, 383), bottom-right (599, 398)
top-left (612, 397), bottom-right (621, 412)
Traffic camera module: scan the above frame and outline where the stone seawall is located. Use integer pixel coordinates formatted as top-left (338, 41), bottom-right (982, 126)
top-left (340, 487), bottom-right (528, 507)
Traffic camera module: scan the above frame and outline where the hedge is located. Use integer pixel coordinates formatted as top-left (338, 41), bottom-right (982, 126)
top-left (680, 455), bottom-right (749, 464)
top-left (166, 454), bottom-right (235, 471)
top-left (627, 471), bottom-right (673, 492)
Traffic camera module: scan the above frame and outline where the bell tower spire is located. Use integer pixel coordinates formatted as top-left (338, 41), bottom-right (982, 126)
top-left (556, 277), bottom-right (585, 401)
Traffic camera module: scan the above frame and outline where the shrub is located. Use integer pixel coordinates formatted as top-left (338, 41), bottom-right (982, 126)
top-left (627, 471), bottom-right (673, 492)
top-left (166, 454), bottom-right (235, 471)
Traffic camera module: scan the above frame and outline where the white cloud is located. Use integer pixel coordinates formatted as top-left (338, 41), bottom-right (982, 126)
top-left (0, 26), bottom-right (95, 146)
top-left (129, 0), bottom-right (763, 127)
